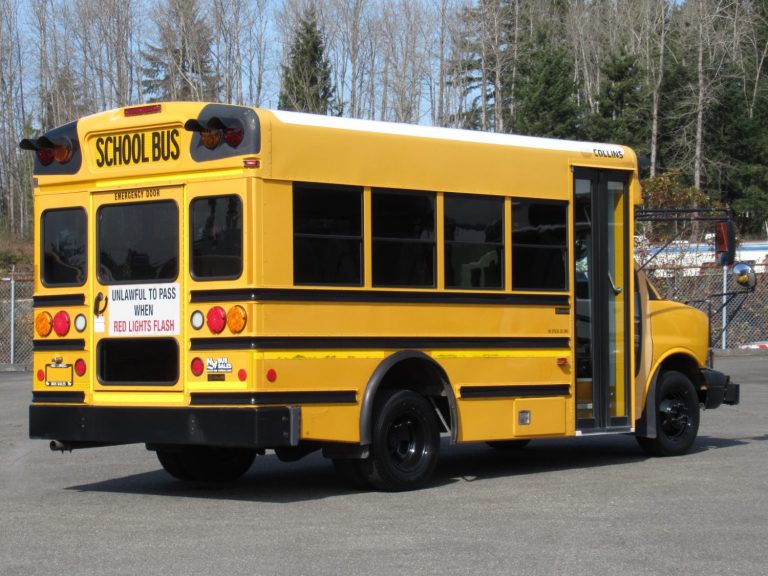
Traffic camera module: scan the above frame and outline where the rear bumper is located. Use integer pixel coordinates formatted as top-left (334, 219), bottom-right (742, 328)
top-left (702, 369), bottom-right (740, 409)
top-left (29, 404), bottom-right (300, 448)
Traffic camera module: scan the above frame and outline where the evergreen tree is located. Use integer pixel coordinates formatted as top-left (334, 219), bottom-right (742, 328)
top-left (513, 29), bottom-right (580, 139)
top-left (587, 49), bottom-right (648, 150)
top-left (278, 7), bottom-right (334, 115)
top-left (142, 0), bottom-right (219, 102)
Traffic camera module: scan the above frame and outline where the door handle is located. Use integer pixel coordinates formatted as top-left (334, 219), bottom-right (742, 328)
top-left (94, 292), bottom-right (109, 316)
top-left (608, 273), bottom-right (623, 295)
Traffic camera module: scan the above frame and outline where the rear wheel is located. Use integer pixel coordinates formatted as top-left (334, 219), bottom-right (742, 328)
top-left (332, 458), bottom-right (371, 490)
top-left (637, 371), bottom-right (700, 456)
top-left (156, 450), bottom-right (193, 481)
top-left (359, 389), bottom-right (440, 491)
top-left (156, 446), bottom-right (256, 482)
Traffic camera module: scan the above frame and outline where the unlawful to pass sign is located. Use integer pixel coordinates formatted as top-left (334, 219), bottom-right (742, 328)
top-left (108, 283), bottom-right (180, 336)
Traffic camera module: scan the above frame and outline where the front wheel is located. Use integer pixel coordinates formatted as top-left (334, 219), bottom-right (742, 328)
top-left (360, 390), bottom-right (441, 491)
top-left (637, 371), bottom-right (700, 456)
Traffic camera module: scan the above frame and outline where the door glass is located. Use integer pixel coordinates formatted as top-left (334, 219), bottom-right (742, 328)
top-left (574, 178), bottom-right (593, 420)
top-left (607, 180), bottom-right (627, 419)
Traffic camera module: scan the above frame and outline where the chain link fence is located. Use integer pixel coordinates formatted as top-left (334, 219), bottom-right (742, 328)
top-left (0, 272), bottom-right (34, 368)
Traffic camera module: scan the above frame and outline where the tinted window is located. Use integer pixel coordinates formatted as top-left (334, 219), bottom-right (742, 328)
top-left (293, 183), bottom-right (362, 285)
top-left (41, 208), bottom-right (87, 286)
top-left (98, 201), bottom-right (178, 283)
top-left (445, 194), bottom-right (503, 289)
top-left (191, 195), bottom-right (242, 279)
top-left (372, 190), bottom-right (435, 287)
top-left (512, 199), bottom-right (568, 290)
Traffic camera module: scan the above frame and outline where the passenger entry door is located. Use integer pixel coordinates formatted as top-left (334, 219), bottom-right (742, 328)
top-left (91, 187), bottom-right (184, 390)
top-left (573, 169), bottom-right (631, 431)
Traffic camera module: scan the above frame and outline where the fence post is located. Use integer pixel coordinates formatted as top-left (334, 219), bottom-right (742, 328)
top-left (10, 265), bottom-right (16, 364)
top-left (721, 265), bottom-right (727, 349)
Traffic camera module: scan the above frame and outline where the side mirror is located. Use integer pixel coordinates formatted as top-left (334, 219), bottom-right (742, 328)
top-left (715, 220), bottom-right (736, 266)
top-left (733, 262), bottom-right (756, 290)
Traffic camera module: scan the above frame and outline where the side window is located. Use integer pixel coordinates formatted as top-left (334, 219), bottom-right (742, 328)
top-left (41, 208), bottom-right (87, 286)
top-left (293, 183), bottom-right (362, 285)
top-left (372, 189), bottom-right (435, 288)
top-left (190, 195), bottom-right (242, 279)
top-left (444, 194), bottom-right (504, 289)
top-left (512, 199), bottom-right (568, 291)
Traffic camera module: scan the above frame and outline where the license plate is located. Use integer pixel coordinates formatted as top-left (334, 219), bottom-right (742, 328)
top-left (45, 364), bottom-right (73, 387)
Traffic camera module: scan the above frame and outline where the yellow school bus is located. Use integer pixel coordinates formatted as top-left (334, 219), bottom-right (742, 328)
top-left (22, 102), bottom-right (742, 490)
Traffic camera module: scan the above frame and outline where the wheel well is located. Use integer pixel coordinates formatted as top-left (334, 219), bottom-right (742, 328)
top-left (658, 353), bottom-right (705, 399)
top-left (360, 352), bottom-right (456, 445)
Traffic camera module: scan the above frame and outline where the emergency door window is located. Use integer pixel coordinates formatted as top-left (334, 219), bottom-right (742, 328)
top-left (98, 201), bottom-right (179, 283)
top-left (191, 195), bottom-right (242, 279)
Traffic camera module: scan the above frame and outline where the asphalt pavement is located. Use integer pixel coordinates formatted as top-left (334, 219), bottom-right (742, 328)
top-left (1, 355), bottom-right (766, 576)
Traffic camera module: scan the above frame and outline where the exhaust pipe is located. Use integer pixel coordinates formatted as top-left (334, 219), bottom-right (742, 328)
top-left (50, 440), bottom-right (72, 452)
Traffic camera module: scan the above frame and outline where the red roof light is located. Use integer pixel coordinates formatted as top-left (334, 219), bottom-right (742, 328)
top-left (124, 104), bottom-right (162, 117)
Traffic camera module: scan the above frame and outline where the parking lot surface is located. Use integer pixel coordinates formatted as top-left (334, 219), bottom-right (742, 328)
top-left (1, 356), bottom-right (766, 576)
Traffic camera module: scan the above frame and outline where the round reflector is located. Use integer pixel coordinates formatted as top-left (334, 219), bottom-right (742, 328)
top-left (53, 311), bottom-right (71, 337)
top-left (37, 370), bottom-right (45, 382)
top-left (266, 369), bottom-right (277, 383)
top-left (207, 306), bottom-right (226, 334)
top-left (191, 310), bottom-right (205, 330)
top-left (191, 357), bottom-right (204, 376)
top-left (226, 305), bottom-right (247, 334)
top-left (74, 314), bottom-right (87, 332)
top-left (35, 312), bottom-right (53, 337)
top-left (238, 369), bottom-right (247, 382)
top-left (74, 358), bottom-right (86, 377)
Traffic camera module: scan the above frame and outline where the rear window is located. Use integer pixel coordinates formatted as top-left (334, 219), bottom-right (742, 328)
top-left (98, 201), bottom-right (178, 283)
top-left (191, 195), bottom-right (242, 279)
top-left (41, 208), bottom-right (87, 286)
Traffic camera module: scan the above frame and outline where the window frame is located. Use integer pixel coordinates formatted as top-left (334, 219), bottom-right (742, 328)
top-left (444, 192), bottom-right (505, 291)
top-left (96, 200), bottom-right (180, 285)
top-left (372, 188), bottom-right (437, 289)
top-left (511, 197), bottom-right (569, 292)
top-left (40, 207), bottom-right (88, 288)
top-left (189, 193), bottom-right (244, 281)
top-left (292, 182), bottom-right (364, 287)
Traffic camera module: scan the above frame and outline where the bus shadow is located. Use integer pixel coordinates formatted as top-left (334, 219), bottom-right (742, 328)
top-left (67, 434), bottom-right (749, 503)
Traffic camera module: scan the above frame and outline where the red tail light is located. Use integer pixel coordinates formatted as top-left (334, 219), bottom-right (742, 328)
top-left (37, 147), bottom-right (55, 166)
top-left (124, 104), bottom-right (162, 117)
top-left (191, 357), bottom-right (204, 376)
top-left (224, 127), bottom-right (244, 148)
top-left (206, 306), bottom-right (226, 334)
top-left (53, 311), bottom-right (71, 336)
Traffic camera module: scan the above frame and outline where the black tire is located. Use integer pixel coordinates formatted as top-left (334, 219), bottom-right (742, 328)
top-left (332, 458), bottom-right (371, 490)
top-left (486, 439), bottom-right (531, 451)
top-left (156, 450), bottom-right (194, 481)
top-left (637, 370), bottom-right (700, 457)
top-left (359, 389), bottom-right (440, 492)
top-left (157, 446), bottom-right (256, 482)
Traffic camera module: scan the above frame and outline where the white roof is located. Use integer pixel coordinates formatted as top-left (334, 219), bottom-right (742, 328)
top-left (271, 110), bottom-right (627, 156)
